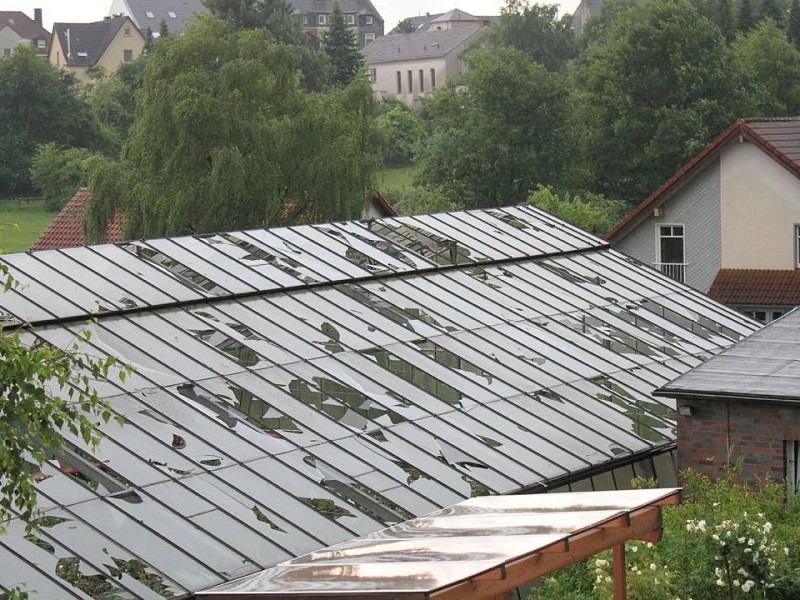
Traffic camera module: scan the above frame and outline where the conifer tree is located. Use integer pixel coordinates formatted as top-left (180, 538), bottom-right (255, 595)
top-left (717, 0), bottom-right (735, 39)
top-left (323, 0), bottom-right (362, 87)
top-left (788, 0), bottom-right (800, 46)
top-left (738, 0), bottom-right (756, 31)
top-left (760, 0), bottom-right (784, 26)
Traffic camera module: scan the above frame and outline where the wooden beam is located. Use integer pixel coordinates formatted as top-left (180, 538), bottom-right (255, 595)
top-left (613, 544), bottom-right (626, 600)
top-left (429, 506), bottom-right (663, 600)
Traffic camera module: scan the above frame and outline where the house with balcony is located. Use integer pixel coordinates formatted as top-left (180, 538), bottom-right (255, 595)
top-left (607, 117), bottom-right (800, 323)
top-left (0, 9), bottom-right (49, 57)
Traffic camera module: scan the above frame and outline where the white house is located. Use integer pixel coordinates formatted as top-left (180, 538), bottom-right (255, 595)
top-left (608, 117), bottom-right (800, 322)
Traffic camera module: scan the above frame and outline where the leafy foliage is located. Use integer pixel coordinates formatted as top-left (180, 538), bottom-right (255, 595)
top-left (527, 185), bottom-right (627, 236)
top-left (789, 0), bottom-right (800, 47)
top-left (388, 186), bottom-right (460, 216)
top-left (375, 99), bottom-right (427, 166)
top-left (495, 0), bottom-right (578, 70)
top-left (323, 1), bottom-right (363, 87)
top-left (0, 46), bottom-right (98, 196)
top-left (29, 144), bottom-right (96, 211)
top-left (86, 16), bottom-right (382, 241)
top-left (418, 47), bottom-right (574, 208)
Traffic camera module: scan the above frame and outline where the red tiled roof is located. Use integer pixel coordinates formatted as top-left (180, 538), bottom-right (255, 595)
top-left (708, 269), bottom-right (800, 306)
top-left (606, 117), bottom-right (800, 242)
top-left (30, 189), bottom-right (123, 251)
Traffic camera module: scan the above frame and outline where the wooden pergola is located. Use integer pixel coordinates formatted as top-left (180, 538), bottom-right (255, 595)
top-left (197, 488), bottom-right (681, 600)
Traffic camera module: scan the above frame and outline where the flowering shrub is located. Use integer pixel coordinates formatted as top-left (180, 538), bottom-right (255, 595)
top-left (530, 467), bottom-right (800, 600)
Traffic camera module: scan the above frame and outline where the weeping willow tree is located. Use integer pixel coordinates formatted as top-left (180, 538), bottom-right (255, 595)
top-left (86, 15), bottom-right (381, 241)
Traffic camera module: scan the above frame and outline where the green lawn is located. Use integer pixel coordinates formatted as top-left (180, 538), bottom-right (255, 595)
top-left (0, 198), bottom-right (56, 253)
top-left (378, 164), bottom-right (421, 192)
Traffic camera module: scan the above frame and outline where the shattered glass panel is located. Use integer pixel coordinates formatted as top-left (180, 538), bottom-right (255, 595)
top-left (173, 235), bottom-right (279, 290)
top-left (420, 213), bottom-right (520, 259)
top-left (333, 221), bottom-right (436, 270)
top-left (370, 219), bottom-right (481, 266)
top-left (269, 228), bottom-right (373, 279)
top-left (313, 225), bottom-right (416, 275)
top-left (121, 241), bottom-right (231, 296)
top-left (0, 260), bottom-right (80, 320)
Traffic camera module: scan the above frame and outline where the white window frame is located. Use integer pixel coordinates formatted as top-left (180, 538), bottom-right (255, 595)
top-left (365, 15), bottom-right (374, 24)
top-left (364, 32), bottom-right (376, 44)
top-left (168, 11), bottom-right (177, 18)
top-left (346, 14), bottom-right (355, 25)
top-left (787, 440), bottom-right (799, 495)
top-left (655, 223), bottom-right (686, 283)
top-left (318, 14), bottom-right (326, 25)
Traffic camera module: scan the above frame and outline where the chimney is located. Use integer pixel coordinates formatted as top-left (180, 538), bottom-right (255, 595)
top-left (34, 8), bottom-right (42, 26)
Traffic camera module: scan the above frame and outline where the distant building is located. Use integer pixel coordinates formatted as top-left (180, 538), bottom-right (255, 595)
top-left (293, 0), bottom-right (384, 48)
top-left (49, 16), bottom-right (146, 83)
top-left (363, 10), bottom-right (491, 107)
top-left (572, 0), bottom-right (601, 35)
top-left (108, 0), bottom-right (207, 36)
top-left (0, 9), bottom-right (49, 57)
top-left (387, 10), bottom-right (498, 35)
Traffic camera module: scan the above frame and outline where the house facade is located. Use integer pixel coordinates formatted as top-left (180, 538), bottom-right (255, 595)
top-left (608, 118), bottom-right (800, 323)
top-left (362, 21), bottom-right (488, 106)
top-left (49, 16), bottom-right (146, 83)
top-left (108, 0), bottom-right (207, 36)
top-left (293, 0), bottom-right (384, 48)
top-left (657, 307), bottom-right (800, 488)
top-left (0, 10), bottom-right (49, 57)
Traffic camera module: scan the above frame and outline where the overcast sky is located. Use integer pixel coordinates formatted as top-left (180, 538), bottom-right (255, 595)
top-left (5, 1), bottom-right (580, 32)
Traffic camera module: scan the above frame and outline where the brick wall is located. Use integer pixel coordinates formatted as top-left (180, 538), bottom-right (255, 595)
top-left (677, 398), bottom-right (800, 482)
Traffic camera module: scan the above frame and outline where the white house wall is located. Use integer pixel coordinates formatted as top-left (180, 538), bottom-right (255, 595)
top-left (720, 140), bottom-right (800, 270)
top-left (371, 57), bottom-right (445, 106)
top-left (0, 27), bottom-right (25, 57)
top-left (615, 158), bottom-right (721, 294)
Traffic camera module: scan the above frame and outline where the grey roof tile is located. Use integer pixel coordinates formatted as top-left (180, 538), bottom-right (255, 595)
top-left (52, 16), bottom-right (131, 67)
top-left (362, 25), bottom-right (484, 63)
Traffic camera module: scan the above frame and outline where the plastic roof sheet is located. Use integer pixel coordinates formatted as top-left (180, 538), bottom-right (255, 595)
top-left (198, 488), bottom-right (682, 599)
top-left (0, 207), bottom-right (756, 599)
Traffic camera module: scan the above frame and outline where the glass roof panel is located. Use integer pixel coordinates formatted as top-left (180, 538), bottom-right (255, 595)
top-left (331, 221), bottom-right (437, 270)
top-left (234, 230), bottom-right (335, 283)
top-left (410, 214), bottom-right (513, 260)
top-left (270, 228), bottom-right (373, 279)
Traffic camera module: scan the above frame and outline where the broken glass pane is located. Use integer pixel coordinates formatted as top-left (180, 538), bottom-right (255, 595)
top-left (121, 242), bottom-right (230, 296)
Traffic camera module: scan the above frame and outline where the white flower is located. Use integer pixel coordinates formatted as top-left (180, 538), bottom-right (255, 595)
top-left (742, 580), bottom-right (755, 592)
top-left (630, 545), bottom-right (638, 553)
top-left (785, 547), bottom-right (790, 556)
top-left (716, 579), bottom-right (726, 587)
top-left (738, 536), bottom-right (746, 544)
top-left (596, 559), bottom-right (608, 567)
top-left (748, 538), bottom-right (755, 546)
top-left (733, 580), bottom-right (740, 587)
top-left (650, 563), bottom-right (657, 571)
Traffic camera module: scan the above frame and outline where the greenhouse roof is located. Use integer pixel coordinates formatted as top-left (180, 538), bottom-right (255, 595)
top-left (0, 206), bottom-right (754, 598)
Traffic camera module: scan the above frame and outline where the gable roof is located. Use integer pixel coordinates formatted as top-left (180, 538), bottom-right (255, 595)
top-left (0, 11), bottom-right (49, 42)
top-left (708, 269), bottom-right (800, 307)
top-left (0, 207), bottom-right (756, 598)
top-left (362, 25), bottom-right (484, 63)
top-left (117, 0), bottom-right (209, 34)
top-left (607, 117), bottom-right (800, 242)
top-left (52, 16), bottom-right (134, 67)
top-left (430, 8), bottom-right (481, 22)
top-left (30, 189), bottom-right (124, 251)
top-left (388, 13), bottom-right (444, 34)
top-left (658, 306), bottom-right (800, 403)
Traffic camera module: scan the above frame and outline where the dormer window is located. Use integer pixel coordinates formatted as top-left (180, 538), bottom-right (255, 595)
top-left (36, 39), bottom-right (45, 48)
top-left (318, 14), bottom-right (326, 25)
top-left (168, 11), bottom-right (177, 18)
top-left (365, 15), bottom-right (374, 24)
top-left (145, 11), bottom-right (154, 18)
top-left (347, 14), bottom-right (355, 25)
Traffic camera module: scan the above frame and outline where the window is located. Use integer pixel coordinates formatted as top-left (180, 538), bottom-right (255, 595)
top-left (145, 11), bottom-right (155, 18)
top-left (407, 70), bottom-right (413, 94)
top-left (656, 224), bottom-right (685, 283)
top-left (124, 27), bottom-right (132, 36)
top-left (318, 14), bottom-right (326, 25)
top-left (347, 14), bottom-right (355, 25)
top-left (419, 69), bottom-right (424, 92)
top-left (168, 11), bottom-right (177, 18)
top-left (364, 32), bottom-right (376, 44)
top-left (368, 68), bottom-right (376, 83)
top-left (3, 48), bottom-right (10, 57)
top-left (795, 224), bottom-right (800, 268)
top-left (787, 440), bottom-right (799, 494)
top-left (430, 68), bottom-right (436, 89)
top-left (37, 39), bottom-right (46, 49)
top-left (124, 49), bottom-right (133, 62)
top-left (741, 308), bottom-right (785, 323)
top-left (396, 70), bottom-right (401, 94)
top-left (365, 15), bottom-right (374, 24)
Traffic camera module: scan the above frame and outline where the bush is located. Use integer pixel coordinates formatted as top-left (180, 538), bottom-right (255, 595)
top-left (526, 184), bottom-right (627, 236)
top-left (30, 144), bottom-right (95, 211)
top-left (375, 99), bottom-right (427, 167)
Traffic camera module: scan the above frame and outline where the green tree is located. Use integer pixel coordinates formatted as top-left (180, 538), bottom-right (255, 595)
top-left (86, 16), bottom-right (382, 241)
top-left (526, 185), bottom-right (627, 236)
top-left (716, 0), bottom-right (736, 39)
top-left (159, 19), bottom-right (169, 37)
top-left (788, 0), bottom-right (800, 46)
top-left (0, 46), bottom-right (98, 196)
top-left (495, 0), bottom-right (578, 70)
top-left (395, 18), bottom-right (417, 33)
top-left (731, 19), bottom-right (800, 114)
top-left (578, 0), bottom-right (754, 202)
top-left (760, 0), bottom-right (785, 25)
top-left (30, 144), bottom-right (95, 211)
top-left (323, 1), bottom-right (362, 87)
top-left (375, 99), bottom-right (427, 166)
top-left (738, 0), bottom-right (756, 31)
top-left (418, 47), bottom-right (575, 208)
top-left (389, 186), bottom-right (460, 216)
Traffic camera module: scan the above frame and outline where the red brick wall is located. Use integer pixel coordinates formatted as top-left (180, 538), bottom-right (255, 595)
top-left (677, 398), bottom-right (800, 482)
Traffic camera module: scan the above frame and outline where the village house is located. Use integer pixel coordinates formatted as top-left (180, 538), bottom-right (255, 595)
top-left (0, 9), bottom-right (49, 57)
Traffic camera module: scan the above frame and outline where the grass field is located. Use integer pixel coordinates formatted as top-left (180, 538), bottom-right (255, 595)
top-left (0, 198), bottom-right (56, 253)
top-left (378, 164), bottom-right (420, 192)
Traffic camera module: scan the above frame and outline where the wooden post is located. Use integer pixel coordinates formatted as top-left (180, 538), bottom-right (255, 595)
top-left (613, 544), bottom-right (626, 600)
